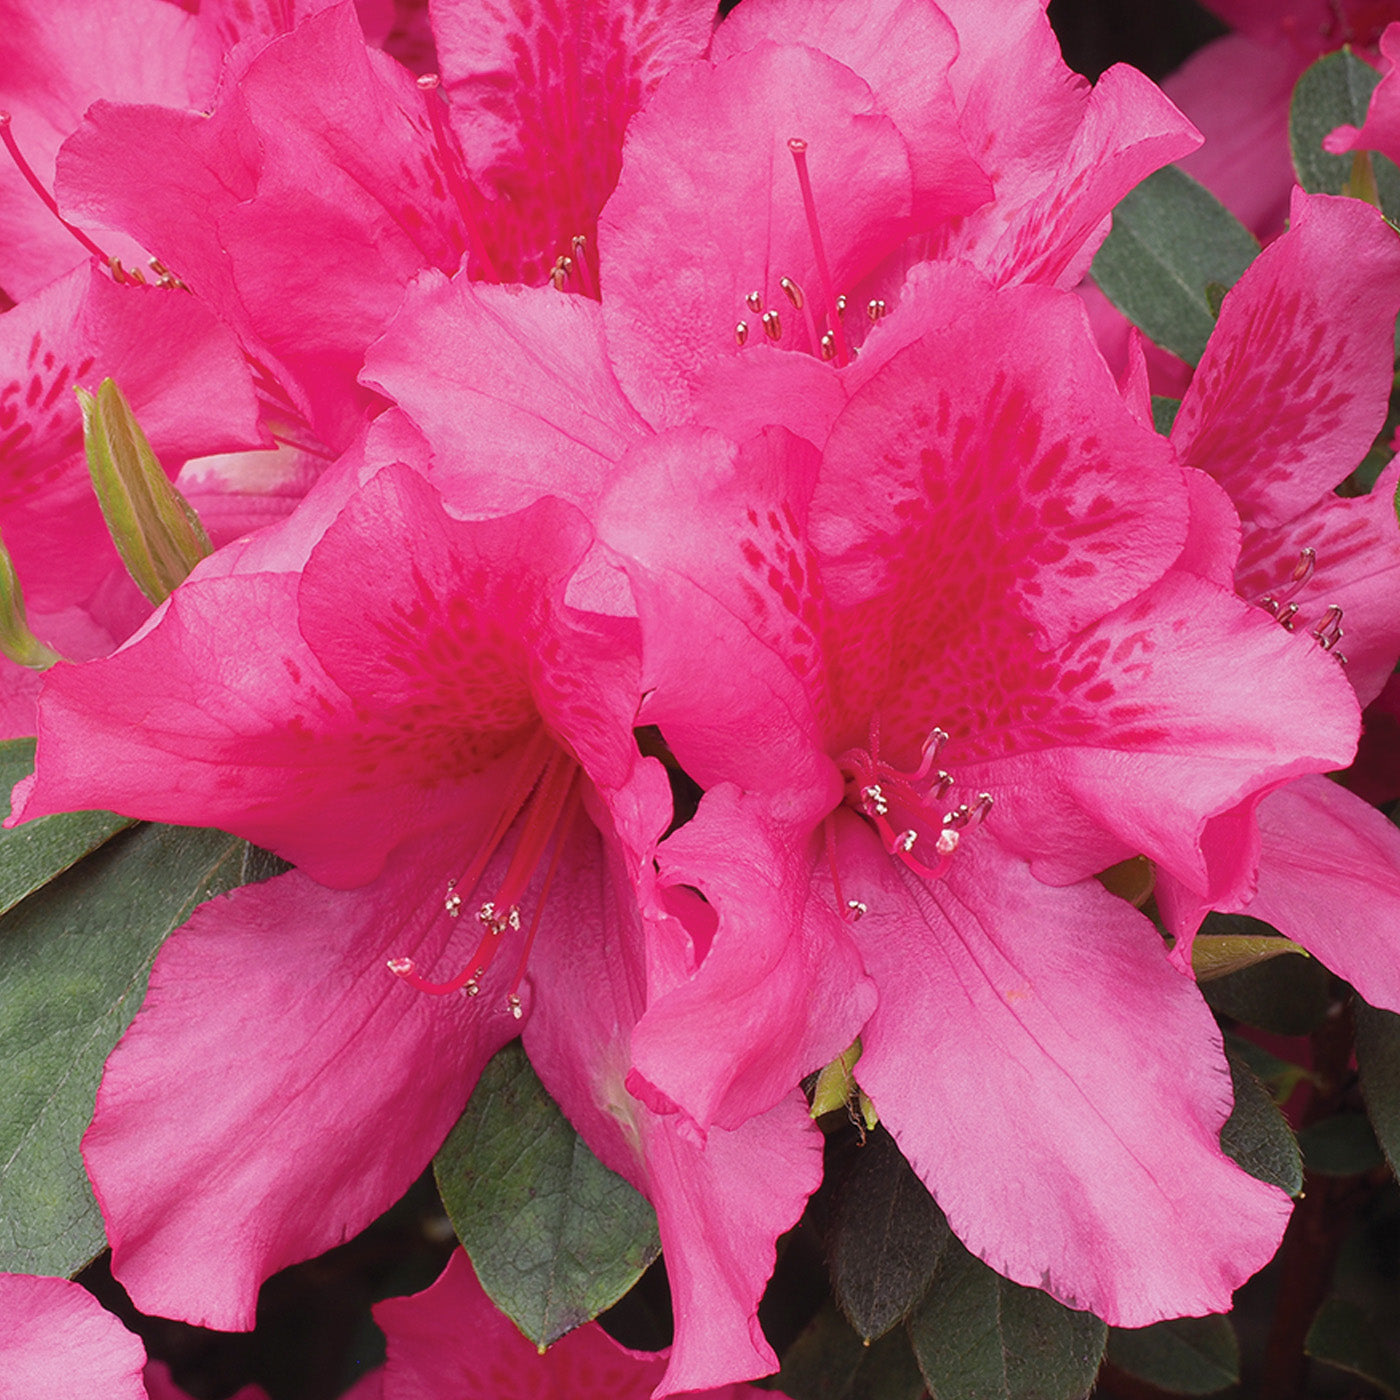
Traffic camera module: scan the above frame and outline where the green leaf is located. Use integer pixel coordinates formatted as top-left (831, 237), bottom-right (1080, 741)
top-left (0, 823), bottom-right (273, 1277)
top-left (1224, 1031), bottom-right (1318, 1103)
top-left (1090, 165), bottom-right (1260, 365)
top-left (0, 738), bottom-right (131, 919)
top-left (906, 1237), bottom-right (1106, 1400)
top-left (1220, 1044), bottom-right (1304, 1196)
top-left (1306, 1298), bottom-right (1400, 1400)
top-left (1290, 49), bottom-right (1400, 218)
top-left (1151, 396), bottom-right (1181, 436)
top-left (434, 1040), bottom-right (660, 1347)
top-left (1108, 1315), bottom-right (1240, 1395)
top-left (1200, 915), bottom-right (1332, 1034)
top-left (1299, 1113), bottom-right (1385, 1177)
top-left (1355, 998), bottom-right (1400, 1176)
top-left (774, 1302), bottom-right (927, 1400)
top-left (824, 1128), bottom-right (950, 1341)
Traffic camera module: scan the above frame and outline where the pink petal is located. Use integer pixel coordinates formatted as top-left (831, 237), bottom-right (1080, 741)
top-left (0, 0), bottom-right (202, 298)
top-left (520, 829), bottom-right (822, 1395)
top-left (1172, 191), bottom-right (1400, 529)
top-left (84, 831), bottom-right (521, 1330)
top-left (1163, 35), bottom-right (1300, 239)
top-left (959, 570), bottom-right (1359, 901)
top-left (1234, 458), bottom-right (1400, 707)
top-left (1178, 468), bottom-right (1244, 589)
top-left (1325, 22), bottom-right (1400, 161)
top-left (710, 0), bottom-right (991, 227)
top-left (629, 784), bottom-right (876, 1131)
top-left (831, 815), bottom-right (1292, 1326)
top-left (600, 42), bottom-right (914, 427)
top-left (362, 271), bottom-right (649, 514)
top-left (375, 1249), bottom-right (664, 1400)
top-left (432, 0), bottom-right (715, 286)
top-left (0, 1273), bottom-right (147, 1399)
top-left (1239, 773), bottom-right (1400, 1012)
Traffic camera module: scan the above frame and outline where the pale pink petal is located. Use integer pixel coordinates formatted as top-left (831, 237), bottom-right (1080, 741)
top-left (1172, 191), bottom-right (1400, 529)
top-left (0, 1274), bottom-right (147, 1400)
top-left (629, 785), bottom-right (875, 1131)
top-left (600, 42), bottom-right (914, 427)
top-left (1238, 773), bottom-right (1400, 1011)
top-left (362, 271), bottom-right (650, 514)
top-left (830, 815), bottom-right (1292, 1326)
top-left (84, 831), bottom-right (521, 1331)
top-left (1235, 458), bottom-right (1400, 707)
top-left (1164, 35), bottom-right (1299, 239)
top-left (710, 0), bottom-right (991, 227)
top-left (432, 0), bottom-right (715, 285)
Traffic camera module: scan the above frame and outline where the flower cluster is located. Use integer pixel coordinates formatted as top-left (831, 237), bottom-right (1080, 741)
top-left (5, 1), bottom-right (1400, 1396)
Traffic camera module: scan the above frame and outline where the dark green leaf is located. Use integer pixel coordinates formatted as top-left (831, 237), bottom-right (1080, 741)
top-left (0, 822), bottom-right (271, 1276)
top-left (1090, 165), bottom-right (1259, 365)
top-left (1200, 915), bottom-right (1332, 1034)
top-left (775, 1302), bottom-right (926, 1400)
top-left (825, 1128), bottom-right (950, 1341)
top-left (1220, 1044), bottom-right (1304, 1196)
top-left (1355, 999), bottom-right (1400, 1177)
top-left (906, 1236), bottom-right (1106, 1400)
top-left (434, 1040), bottom-right (659, 1347)
top-left (1299, 1113), bottom-right (1385, 1177)
top-left (1306, 1298), bottom-right (1400, 1400)
top-left (1151, 396), bottom-right (1181, 436)
top-left (1290, 49), bottom-right (1400, 218)
top-left (1108, 1315), bottom-right (1239, 1395)
top-left (1223, 1031), bottom-right (1317, 1102)
top-left (0, 738), bottom-right (131, 918)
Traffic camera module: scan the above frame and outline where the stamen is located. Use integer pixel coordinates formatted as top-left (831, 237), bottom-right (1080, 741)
top-left (860, 783), bottom-right (888, 816)
top-left (835, 294), bottom-right (848, 315)
top-left (820, 332), bottom-right (837, 360)
top-left (569, 234), bottom-right (597, 299)
top-left (735, 320), bottom-right (750, 347)
top-left (787, 137), bottom-right (850, 366)
top-left (550, 255), bottom-right (572, 290)
top-left (417, 74), bottom-right (500, 281)
top-left (1258, 547), bottom-right (1316, 618)
top-left (867, 299), bottom-right (888, 322)
top-left (746, 290), bottom-right (764, 313)
top-left (1310, 603), bottom-right (1345, 660)
top-left (0, 112), bottom-right (112, 265)
top-left (444, 882), bottom-right (462, 917)
top-left (781, 273), bottom-right (822, 351)
top-left (762, 309), bottom-right (783, 341)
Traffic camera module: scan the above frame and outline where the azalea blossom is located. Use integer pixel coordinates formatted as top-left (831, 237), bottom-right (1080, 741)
top-left (594, 262), bottom-right (1359, 1324)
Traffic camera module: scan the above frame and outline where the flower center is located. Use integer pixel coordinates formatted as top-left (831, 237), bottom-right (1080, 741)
top-left (834, 716), bottom-right (992, 909)
top-left (386, 727), bottom-right (583, 1018)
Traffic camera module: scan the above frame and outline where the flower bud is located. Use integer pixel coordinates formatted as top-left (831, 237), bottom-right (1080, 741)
top-left (77, 378), bottom-right (213, 605)
top-left (0, 532), bottom-right (61, 670)
top-left (1191, 933), bottom-right (1309, 982)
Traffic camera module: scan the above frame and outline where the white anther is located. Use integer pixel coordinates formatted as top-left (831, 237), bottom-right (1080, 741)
top-left (861, 783), bottom-right (889, 816)
top-left (444, 892), bottom-right (462, 917)
top-left (746, 290), bottom-right (764, 313)
top-left (508, 994), bottom-right (523, 1020)
top-left (935, 828), bottom-right (960, 856)
top-left (762, 309), bottom-right (782, 341)
top-left (735, 320), bottom-right (749, 347)
top-left (846, 899), bottom-right (867, 921)
top-left (895, 829), bottom-right (918, 853)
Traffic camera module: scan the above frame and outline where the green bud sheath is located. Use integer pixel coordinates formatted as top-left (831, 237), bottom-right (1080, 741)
top-left (0, 531), bottom-right (61, 669)
top-left (77, 378), bottom-right (213, 605)
top-left (1191, 933), bottom-right (1309, 982)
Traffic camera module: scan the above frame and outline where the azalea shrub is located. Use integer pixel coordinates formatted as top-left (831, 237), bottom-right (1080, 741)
top-left (5, 0), bottom-right (1400, 1397)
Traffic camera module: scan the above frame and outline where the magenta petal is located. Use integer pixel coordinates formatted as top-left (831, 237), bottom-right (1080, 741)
top-left (631, 785), bottom-right (876, 1130)
top-left (1173, 191), bottom-right (1400, 529)
top-left (521, 831), bottom-right (822, 1394)
top-left (84, 834), bottom-right (519, 1330)
top-left (375, 1249), bottom-right (664, 1399)
top-left (1325, 23), bottom-right (1400, 164)
top-left (1241, 774), bottom-right (1400, 1012)
top-left (362, 271), bottom-right (649, 514)
top-left (0, 1274), bottom-right (147, 1399)
top-left (961, 570), bottom-right (1359, 900)
top-left (600, 42), bottom-right (913, 427)
top-left (832, 816), bottom-right (1291, 1325)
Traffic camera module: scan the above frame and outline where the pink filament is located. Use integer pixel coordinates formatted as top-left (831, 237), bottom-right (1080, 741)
top-left (0, 112), bottom-right (111, 264)
top-left (787, 138), bottom-right (849, 367)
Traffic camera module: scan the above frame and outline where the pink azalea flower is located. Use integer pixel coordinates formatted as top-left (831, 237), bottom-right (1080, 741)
top-left (373, 1248), bottom-right (786, 1400)
top-left (14, 436), bottom-right (816, 1393)
top-left (1126, 189), bottom-right (1400, 1014)
top-left (0, 1273), bottom-right (147, 1400)
top-left (594, 263), bottom-right (1360, 1326)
